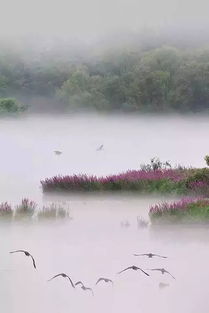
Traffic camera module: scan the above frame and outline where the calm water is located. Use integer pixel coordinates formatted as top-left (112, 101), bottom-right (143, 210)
top-left (1, 113), bottom-right (209, 313)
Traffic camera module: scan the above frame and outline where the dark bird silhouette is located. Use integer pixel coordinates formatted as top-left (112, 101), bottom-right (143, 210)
top-left (48, 273), bottom-right (75, 288)
top-left (133, 253), bottom-right (167, 259)
top-left (118, 265), bottom-right (149, 276)
top-left (75, 281), bottom-right (84, 287)
top-left (95, 277), bottom-right (113, 285)
top-left (10, 250), bottom-right (36, 269)
top-left (81, 285), bottom-right (94, 296)
top-left (96, 144), bottom-right (104, 151)
top-left (147, 268), bottom-right (175, 279)
top-left (75, 281), bottom-right (94, 295)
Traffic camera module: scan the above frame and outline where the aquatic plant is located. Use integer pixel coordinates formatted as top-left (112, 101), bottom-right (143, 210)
top-left (0, 202), bottom-right (13, 216)
top-left (149, 197), bottom-right (209, 223)
top-left (15, 198), bottom-right (37, 216)
top-left (37, 204), bottom-right (70, 219)
top-left (16, 198), bottom-right (37, 215)
top-left (41, 168), bottom-right (187, 193)
top-left (137, 216), bottom-right (149, 228)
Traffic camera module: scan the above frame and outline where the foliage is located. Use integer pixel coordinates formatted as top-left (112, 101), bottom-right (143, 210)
top-left (204, 155), bottom-right (209, 167)
top-left (149, 197), bottom-right (209, 223)
top-left (0, 98), bottom-right (26, 113)
top-left (15, 198), bottom-right (37, 216)
top-left (40, 169), bottom-right (188, 193)
top-left (1, 43), bottom-right (209, 112)
top-left (0, 202), bottom-right (13, 216)
top-left (140, 157), bottom-right (171, 171)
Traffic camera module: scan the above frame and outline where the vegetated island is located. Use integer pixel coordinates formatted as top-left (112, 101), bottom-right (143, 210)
top-left (41, 157), bottom-right (209, 223)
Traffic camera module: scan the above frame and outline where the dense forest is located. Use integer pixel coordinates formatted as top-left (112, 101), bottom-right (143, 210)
top-left (1, 35), bottom-right (209, 113)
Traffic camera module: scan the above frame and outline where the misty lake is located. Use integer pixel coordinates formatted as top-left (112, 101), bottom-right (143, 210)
top-left (1, 113), bottom-right (209, 313)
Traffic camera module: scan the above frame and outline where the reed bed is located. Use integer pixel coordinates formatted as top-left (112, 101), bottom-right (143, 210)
top-left (149, 197), bottom-right (209, 223)
top-left (0, 199), bottom-right (70, 221)
top-left (41, 169), bottom-right (188, 193)
top-left (41, 167), bottom-right (209, 196)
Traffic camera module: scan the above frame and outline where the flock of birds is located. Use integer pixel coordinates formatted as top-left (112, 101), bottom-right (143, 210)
top-left (9, 250), bottom-right (175, 295)
top-left (54, 144), bottom-right (104, 156)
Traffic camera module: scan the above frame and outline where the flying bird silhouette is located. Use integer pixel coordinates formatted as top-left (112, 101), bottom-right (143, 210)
top-left (147, 268), bottom-right (175, 279)
top-left (54, 150), bottom-right (62, 155)
top-left (133, 253), bottom-right (167, 259)
top-left (75, 281), bottom-right (94, 295)
top-left (10, 250), bottom-right (36, 269)
top-left (48, 273), bottom-right (75, 288)
top-left (118, 265), bottom-right (149, 276)
top-left (96, 144), bottom-right (104, 151)
top-left (75, 281), bottom-right (84, 287)
top-left (95, 277), bottom-right (113, 285)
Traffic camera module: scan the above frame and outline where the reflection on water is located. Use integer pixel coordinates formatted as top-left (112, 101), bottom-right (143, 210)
top-left (0, 114), bottom-right (209, 312)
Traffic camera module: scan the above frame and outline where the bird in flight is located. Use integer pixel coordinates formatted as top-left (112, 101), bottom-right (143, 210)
top-left (147, 268), bottom-right (175, 279)
top-left (95, 277), bottom-right (113, 285)
top-left (133, 253), bottom-right (167, 259)
top-left (75, 281), bottom-right (94, 295)
top-left (96, 144), bottom-right (104, 151)
top-left (118, 265), bottom-right (149, 276)
top-left (54, 150), bottom-right (62, 155)
top-left (48, 273), bottom-right (75, 288)
top-left (10, 250), bottom-right (36, 269)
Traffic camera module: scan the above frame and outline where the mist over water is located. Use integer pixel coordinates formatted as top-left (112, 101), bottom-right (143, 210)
top-left (1, 113), bottom-right (209, 313)
top-left (0, 113), bottom-right (207, 203)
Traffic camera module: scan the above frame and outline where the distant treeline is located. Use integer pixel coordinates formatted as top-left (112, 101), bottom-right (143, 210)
top-left (1, 43), bottom-right (209, 112)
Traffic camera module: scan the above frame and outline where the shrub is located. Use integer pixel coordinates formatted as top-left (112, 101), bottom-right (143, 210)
top-left (205, 155), bottom-right (209, 167)
top-left (0, 98), bottom-right (26, 113)
top-left (140, 157), bottom-right (172, 171)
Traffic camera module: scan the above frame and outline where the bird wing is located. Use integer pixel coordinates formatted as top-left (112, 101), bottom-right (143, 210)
top-left (153, 254), bottom-right (167, 258)
top-left (30, 255), bottom-right (36, 269)
top-left (165, 270), bottom-right (175, 279)
top-left (10, 250), bottom-right (26, 254)
top-left (66, 275), bottom-right (75, 288)
top-left (75, 281), bottom-right (84, 287)
top-left (95, 277), bottom-right (104, 285)
top-left (133, 254), bottom-right (147, 257)
top-left (138, 268), bottom-right (150, 276)
top-left (48, 273), bottom-right (62, 281)
top-left (117, 267), bottom-right (132, 274)
top-left (149, 268), bottom-right (162, 271)
top-left (85, 287), bottom-right (94, 296)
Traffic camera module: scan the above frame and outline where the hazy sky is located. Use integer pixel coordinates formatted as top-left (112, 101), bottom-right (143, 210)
top-left (1, 0), bottom-right (209, 40)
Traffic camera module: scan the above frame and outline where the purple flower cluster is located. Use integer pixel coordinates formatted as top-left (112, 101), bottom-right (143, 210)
top-left (0, 202), bottom-right (12, 215)
top-left (149, 197), bottom-right (209, 215)
top-left (41, 169), bottom-right (185, 191)
top-left (188, 181), bottom-right (209, 189)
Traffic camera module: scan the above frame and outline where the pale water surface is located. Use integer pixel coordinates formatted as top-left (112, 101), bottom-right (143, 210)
top-left (0, 114), bottom-right (209, 313)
